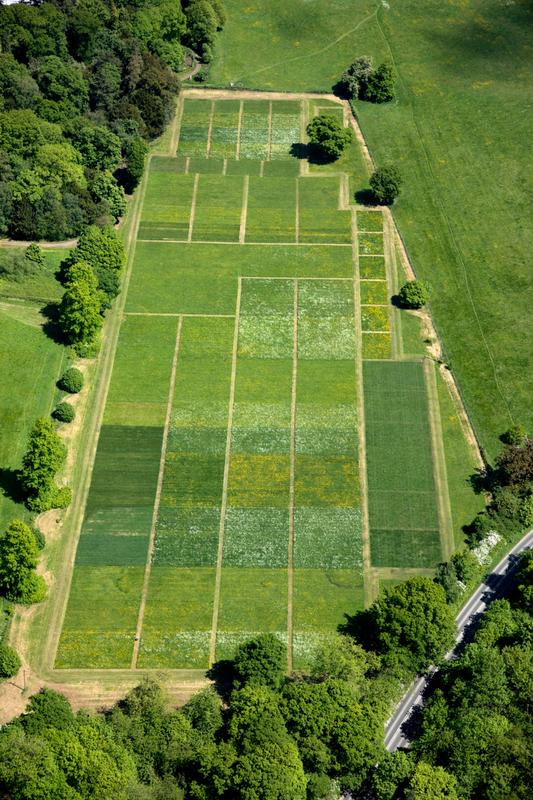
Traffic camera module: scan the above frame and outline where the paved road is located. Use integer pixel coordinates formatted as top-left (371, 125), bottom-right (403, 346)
top-left (384, 528), bottom-right (533, 751)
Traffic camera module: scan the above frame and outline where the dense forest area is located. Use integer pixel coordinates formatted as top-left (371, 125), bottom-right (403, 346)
top-left (0, 0), bottom-right (224, 240)
top-left (0, 556), bottom-right (531, 800)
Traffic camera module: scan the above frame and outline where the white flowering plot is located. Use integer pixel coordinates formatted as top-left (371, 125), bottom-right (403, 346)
top-left (223, 508), bottom-right (289, 567)
top-left (294, 508), bottom-right (363, 568)
top-left (298, 280), bottom-right (356, 360)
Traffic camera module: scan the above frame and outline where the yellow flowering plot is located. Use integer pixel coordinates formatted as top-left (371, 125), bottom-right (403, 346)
top-left (295, 454), bottom-right (358, 507)
top-left (227, 453), bottom-right (290, 507)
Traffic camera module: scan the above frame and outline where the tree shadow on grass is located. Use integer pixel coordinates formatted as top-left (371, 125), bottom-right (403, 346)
top-left (354, 188), bottom-right (378, 206)
top-left (0, 467), bottom-right (24, 506)
top-left (41, 302), bottom-right (66, 346)
top-left (206, 658), bottom-right (236, 704)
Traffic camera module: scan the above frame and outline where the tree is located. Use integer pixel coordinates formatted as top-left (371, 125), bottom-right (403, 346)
top-left (91, 171), bottom-right (127, 221)
top-left (233, 634), bottom-right (286, 690)
top-left (24, 243), bottom-right (45, 267)
top-left (0, 520), bottom-right (46, 603)
top-left (0, 643), bottom-right (21, 678)
top-left (33, 55), bottom-right (88, 113)
top-left (19, 417), bottom-right (67, 511)
top-left (122, 136), bottom-right (148, 193)
top-left (369, 165), bottom-right (402, 204)
top-left (406, 762), bottom-right (458, 800)
top-left (73, 124), bottom-right (122, 171)
top-left (232, 738), bottom-right (307, 800)
top-left (306, 114), bottom-right (353, 161)
top-left (338, 56), bottom-right (373, 99)
top-left (21, 688), bottom-right (75, 735)
top-left (53, 402), bottom-right (75, 423)
top-left (183, 687), bottom-right (222, 739)
top-left (363, 62), bottom-right (396, 103)
top-left (185, 0), bottom-right (218, 60)
top-left (74, 224), bottom-right (126, 274)
top-left (398, 280), bottom-right (429, 309)
top-left (372, 751), bottom-right (414, 800)
top-left (495, 438), bottom-right (533, 487)
top-left (360, 577), bottom-right (455, 671)
top-left (59, 271), bottom-right (102, 345)
top-left (311, 634), bottom-right (379, 684)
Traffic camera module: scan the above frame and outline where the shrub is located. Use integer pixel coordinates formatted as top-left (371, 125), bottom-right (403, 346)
top-left (52, 402), bottom-right (75, 423)
top-left (17, 572), bottom-right (47, 605)
top-left (306, 114), bottom-right (352, 161)
top-left (339, 56), bottom-right (373, 99)
top-left (19, 418), bottom-right (66, 508)
top-left (501, 423), bottom-right (527, 446)
top-left (234, 633), bottom-right (287, 690)
top-left (398, 280), bottom-right (429, 309)
top-left (32, 527), bottom-right (45, 551)
top-left (0, 644), bottom-right (21, 678)
top-left (0, 253), bottom-right (39, 282)
top-left (58, 367), bottom-right (83, 394)
top-left (369, 164), bottom-right (402, 204)
top-left (24, 243), bottom-right (45, 267)
top-left (51, 485), bottom-right (72, 510)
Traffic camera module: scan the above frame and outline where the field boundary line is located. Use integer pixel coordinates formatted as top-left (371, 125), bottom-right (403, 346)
top-left (295, 178), bottom-right (300, 244)
top-left (222, 158), bottom-right (228, 175)
top-left (206, 99), bottom-right (215, 157)
top-left (185, 156), bottom-right (190, 174)
top-left (187, 173), bottom-right (200, 242)
top-left (240, 175), bottom-right (249, 243)
top-left (209, 277), bottom-right (242, 664)
top-left (236, 100), bottom-right (244, 159)
top-left (124, 312), bottom-right (235, 318)
top-left (287, 279), bottom-right (298, 673)
top-left (267, 101), bottom-right (273, 160)
top-left (170, 95), bottom-right (184, 155)
top-left (352, 208), bottom-right (373, 606)
top-left (131, 315), bottom-right (184, 669)
top-left (259, 160), bottom-right (265, 177)
top-left (39, 152), bottom-right (153, 675)
top-left (242, 275), bottom-right (352, 281)
top-left (136, 238), bottom-right (352, 248)
top-left (384, 213), bottom-right (401, 359)
top-left (424, 359), bottom-right (455, 562)
top-left (300, 100), bottom-right (309, 176)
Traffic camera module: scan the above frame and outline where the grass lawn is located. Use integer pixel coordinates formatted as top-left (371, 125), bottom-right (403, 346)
top-left (210, 0), bottom-right (533, 457)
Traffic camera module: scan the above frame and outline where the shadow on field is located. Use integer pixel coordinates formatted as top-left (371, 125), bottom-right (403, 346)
top-left (41, 302), bottom-right (65, 345)
top-left (0, 467), bottom-right (24, 505)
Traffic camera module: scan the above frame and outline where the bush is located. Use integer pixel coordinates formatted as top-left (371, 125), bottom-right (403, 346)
top-left (32, 527), bottom-right (45, 551)
top-left (501, 423), bottom-right (527, 446)
top-left (52, 402), bottom-right (75, 423)
top-left (362, 62), bottom-right (396, 103)
top-left (369, 164), bottom-right (402, 204)
top-left (17, 572), bottom-right (47, 605)
top-left (58, 367), bottom-right (83, 394)
top-left (306, 114), bottom-right (352, 162)
top-left (398, 280), bottom-right (429, 309)
top-left (0, 644), bottom-right (21, 678)
top-left (0, 252), bottom-right (39, 282)
top-left (338, 56), bottom-right (373, 99)
top-left (51, 485), bottom-right (72, 510)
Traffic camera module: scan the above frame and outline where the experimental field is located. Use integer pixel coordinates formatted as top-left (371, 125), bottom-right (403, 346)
top-left (56, 94), bottom-right (460, 672)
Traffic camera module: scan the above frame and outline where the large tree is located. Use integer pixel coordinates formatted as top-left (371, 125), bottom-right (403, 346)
top-left (19, 417), bottom-right (67, 511)
top-left (306, 114), bottom-right (352, 161)
top-left (0, 519), bottom-right (46, 603)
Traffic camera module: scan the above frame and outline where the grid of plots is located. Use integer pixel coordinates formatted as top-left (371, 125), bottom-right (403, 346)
top-left (56, 93), bottom-right (453, 672)
top-left (357, 209), bottom-right (392, 359)
top-left (177, 98), bottom-right (301, 162)
top-left (364, 361), bottom-right (442, 568)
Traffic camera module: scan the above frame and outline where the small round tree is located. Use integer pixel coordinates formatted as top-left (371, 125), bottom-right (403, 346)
top-left (233, 633), bottom-right (287, 690)
top-left (52, 402), bottom-right (75, 423)
top-left (0, 644), bottom-right (21, 678)
top-left (306, 114), bottom-right (353, 162)
top-left (24, 243), bottom-right (45, 268)
top-left (501, 423), bottom-right (526, 446)
top-left (398, 280), bottom-right (429, 309)
top-left (363, 62), bottom-right (396, 103)
top-left (369, 165), bottom-right (402, 204)
top-left (58, 367), bottom-right (84, 394)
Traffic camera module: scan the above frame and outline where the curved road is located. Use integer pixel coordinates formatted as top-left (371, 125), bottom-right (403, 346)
top-left (384, 528), bottom-right (533, 751)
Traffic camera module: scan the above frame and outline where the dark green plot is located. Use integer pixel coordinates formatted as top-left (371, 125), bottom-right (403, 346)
top-left (188, 157), bottom-right (225, 174)
top-left (154, 507), bottom-right (220, 566)
top-left (371, 530), bottom-right (442, 568)
top-left (75, 533), bottom-right (149, 566)
top-left (368, 489), bottom-right (439, 530)
top-left (231, 427), bottom-right (291, 455)
top-left (226, 159), bottom-right (262, 176)
top-left (81, 506), bottom-right (153, 537)
top-left (192, 174), bottom-right (243, 242)
top-left (246, 177), bottom-right (296, 242)
top-left (85, 426), bottom-right (163, 511)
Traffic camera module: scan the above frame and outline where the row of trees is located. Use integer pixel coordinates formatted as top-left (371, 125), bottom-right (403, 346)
top-left (0, 0), bottom-right (226, 240)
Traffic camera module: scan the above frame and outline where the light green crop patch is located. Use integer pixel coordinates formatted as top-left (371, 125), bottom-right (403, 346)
top-left (359, 255), bottom-right (387, 279)
top-left (238, 315), bottom-right (293, 358)
top-left (359, 233), bottom-right (384, 255)
top-left (216, 631), bottom-right (288, 663)
top-left (357, 210), bottom-right (384, 232)
top-left (232, 427), bottom-right (291, 454)
top-left (233, 401), bottom-right (291, 429)
top-left (217, 567), bottom-right (288, 632)
top-left (138, 172), bottom-right (195, 239)
top-left (192, 174), bottom-right (244, 242)
top-left (223, 508), bottom-right (289, 567)
top-left (292, 568), bottom-right (364, 633)
top-left (294, 508), bottom-right (363, 568)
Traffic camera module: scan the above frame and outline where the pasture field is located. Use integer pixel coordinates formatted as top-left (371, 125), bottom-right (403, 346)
top-left (0, 248), bottom-right (66, 531)
top-left (210, 0), bottom-right (533, 457)
top-left (55, 92), bottom-right (469, 673)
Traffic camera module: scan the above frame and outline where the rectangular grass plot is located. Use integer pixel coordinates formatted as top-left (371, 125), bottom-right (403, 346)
top-left (246, 177), bottom-right (296, 243)
top-left (364, 361), bottom-right (442, 569)
top-left (192, 174), bottom-right (243, 242)
top-left (209, 100), bottom-right (240, 159)
top-left (137, 172), bottom-right (195, 240)
top-left (294, 508), bottom-right (362, 568)
top-left (298, 280), bottom-right (355, 359)
top-left (293, 568), bottom-right (364, 634)
top-left (298, 177), bottom-right (352, 244)
top-left (239, 279), bottom-right (294, 358)
top-left (178, 98), bottom-right (212, 156)
top-left (359, 232), bottom-right (384, 255)
top-left (223, 508), bottom-right (289, 567)
top-left (359, 255), bottom-right (387, 280)
top-left (357, 210), bottom-right (384, 233)
top-left (270, 100), bottom-right (301, 160)
top-left (240, 100), bottom-right (270, 160)
top-left (217, 567), bottom-right (288, 633)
